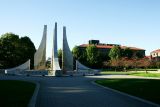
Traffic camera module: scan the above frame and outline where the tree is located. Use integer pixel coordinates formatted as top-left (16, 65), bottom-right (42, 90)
top-left (58, 48), bottom-right (62, 68)
top-left (135, 51), bottom-right (144, 58)
top-left (120, 58), bottom-right (133, 72)
top-left (72, 46), bottom-right (81, 60)
top-left (109, 59), bottom-right (122, 71)
top-left (139, 58), bottom-right (151, 73)
top-left (86, 45), bottom-right (101, 68)
top-left (19, 36), bottom-right (36, 69)
top-left (58, 48), bottom-right (62, 59)
top-left (0, 33), bottom-right (20, 68)
top-left (72, 46), bottom-right (87, 63)
top-left (121, 48), bottom-right (133, 59)
top-left (0, 33), bottom-right (36, 69)
top-left (131, 58), bottom-right (140, 72)
top-left (109, 46), bottom-right (121, 60)
top-left (156, 61), bottom-right (160, 69)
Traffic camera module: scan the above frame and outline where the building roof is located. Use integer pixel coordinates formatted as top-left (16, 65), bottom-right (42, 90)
top-left (79, 44), bottom-right (145, 51)
top-left (151, 49), bottom-right (160, 53)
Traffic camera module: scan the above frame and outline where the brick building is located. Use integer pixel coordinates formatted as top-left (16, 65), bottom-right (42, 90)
top-left (78, 40), bottom-right (145, 59)
top-left (150, 49), bottom-right (160, 61)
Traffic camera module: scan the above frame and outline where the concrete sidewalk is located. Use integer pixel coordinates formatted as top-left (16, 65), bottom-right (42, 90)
top-left (35, 75), bottom-right (158, 107)
top-left (0, 75), bottom-right (159, 107)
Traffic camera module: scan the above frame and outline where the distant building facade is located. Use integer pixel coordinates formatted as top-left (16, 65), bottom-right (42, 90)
top-left (150, 49), bottom-right (160, 61)
top-left (78, 40), bottom-right (145, 59)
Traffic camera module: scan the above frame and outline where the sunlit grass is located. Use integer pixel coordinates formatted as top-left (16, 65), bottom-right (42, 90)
top-left (131, 73), bottom-right (160, 77)
top-left (100, 71), bottom-right (160, 77)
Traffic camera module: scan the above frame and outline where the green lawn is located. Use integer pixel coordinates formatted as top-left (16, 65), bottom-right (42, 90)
top-left (95, 79), bottom-right (160, 104)
top-left (100, 71), bottom-right (160, 78)
top-left (0, 80), bottom-right (36, 107)
top-left (130, 73), bottom-right (160, 77)
top-left (100, 71), bottom-right (133, 75)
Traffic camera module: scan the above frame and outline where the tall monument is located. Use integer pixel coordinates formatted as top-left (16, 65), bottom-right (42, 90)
top-left (62, 26), bottom-right (73, 74)
top-left (51, 22), bottom-right (62, 76)
top-left (34, 25), bottom-right (47, 70)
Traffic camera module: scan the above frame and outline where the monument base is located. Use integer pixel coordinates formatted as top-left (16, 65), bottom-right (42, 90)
top-left (21, 70), bottom-right (48, 76)
top-left (55, 70), bottom-right (63, 77)
top-left (66, 70), bottom-right (100, 76)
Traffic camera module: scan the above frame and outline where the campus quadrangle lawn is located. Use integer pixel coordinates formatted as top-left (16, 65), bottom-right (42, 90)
top-left (0, 80), bottom-right (36, 107)
top-left (131, 73), bottom-right (160, 77)
top-left (95, 79), bottom-right (160, 105)
top-left (101, 71), bottom-right (160, 78)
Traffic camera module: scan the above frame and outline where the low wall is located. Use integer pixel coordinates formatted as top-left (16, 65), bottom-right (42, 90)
top-left (21, 70), bottom-right (48, 76)
top-left (0, 69), bottom-right (5, 75)
top-left (67, 70), bottom-right (100, 76)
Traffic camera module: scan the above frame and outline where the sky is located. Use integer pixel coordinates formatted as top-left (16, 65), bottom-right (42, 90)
top-left (0, 0), bottom-right (160, 57)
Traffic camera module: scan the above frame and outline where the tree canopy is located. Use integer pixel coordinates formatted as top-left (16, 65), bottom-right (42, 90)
top-left (86, 45), bottom-right (102, 68)
top-left (121, 48), bottom-right (133, 59)
top-left (58, 48), bottom-right (62, 68)
top-left (109, 46), bottom-right (121, 60)
top-left (72, 46), bottom-right (87, 63)
top-left (0, 33), bottom-right (36, 69)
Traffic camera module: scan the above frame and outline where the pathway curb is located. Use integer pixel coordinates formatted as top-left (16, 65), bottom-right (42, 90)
top-left (28, 81), bottom-right (40, 107)
top-left (92, 81), bottom-right (160, 107)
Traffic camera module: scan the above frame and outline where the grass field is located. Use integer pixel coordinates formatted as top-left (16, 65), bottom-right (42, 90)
top-left (131, 73), bottom-right (160, 77)
top-left (100, 71), bottom-right (160, 77)
top-left (100, 71), bottom-right (133, 75)
top-left (0, 80), bottom-right (36, 107)
top-left (95, 79), bottom-right (160, 104)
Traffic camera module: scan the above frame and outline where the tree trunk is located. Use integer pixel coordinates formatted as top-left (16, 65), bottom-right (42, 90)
top-left (115, 68), bottom-right (117, 72)
top-left (145, 68), bottom-right (148, 74)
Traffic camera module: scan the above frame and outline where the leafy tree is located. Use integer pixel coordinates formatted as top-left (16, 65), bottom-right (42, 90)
top-left (72, 46), bottom-right (87, 70)
top-left (0, 33), bottom-right (20, 68)
top-left (109, 46), bottom-right (121, 60)
top-left (58, 48), bottom-right (62, 59)
top-left (19, 36), bottom-right (36, 69)
top-left (72, 46), bottom-right (81, 60)
top-left (135, 51), bottom-right (144, 58)
top-left (138, 58), bottom-right (151, 73)
top-left (0, 33), bottom-right (36, 69)
top-left (58, 48), bottom-right (62, 68)
top-left (121, 48), bottom-right (133, 59)
top-left (72, 46), bottom-right (87, 63)
top-left (109, 59), bottom-right (122, 71)
top-left (120, 58), bottom-right (133, 72)
top-left (86, 45), bottom-right (101, 68)
top-left (156, 61), bottom-right (160, 69)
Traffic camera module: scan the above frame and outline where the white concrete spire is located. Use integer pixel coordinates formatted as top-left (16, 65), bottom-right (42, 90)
top-left (51, 22), bottom-right (61, 76)
top-left (34, 25), bottom-right (47, 70)
top-left (62, 26), bottom-right (73, 73)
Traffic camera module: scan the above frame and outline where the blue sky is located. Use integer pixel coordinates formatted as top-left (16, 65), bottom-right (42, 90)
top-left (0, 0), bottom-right (160, 57)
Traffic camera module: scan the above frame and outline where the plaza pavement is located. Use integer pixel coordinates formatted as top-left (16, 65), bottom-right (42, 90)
top-left (0, 75), bottom-right (159, 107)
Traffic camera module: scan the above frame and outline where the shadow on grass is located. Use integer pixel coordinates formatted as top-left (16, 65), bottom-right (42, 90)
top-left (95, 79), bottom-right (160, 105)
top-left (0, 80), bottom-right (35, 107)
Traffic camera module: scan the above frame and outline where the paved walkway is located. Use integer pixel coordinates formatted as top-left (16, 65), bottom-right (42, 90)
top-left (35, 75), bottom-right (158, 107)
top-left (0, 75), bottom-right (159, 107)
